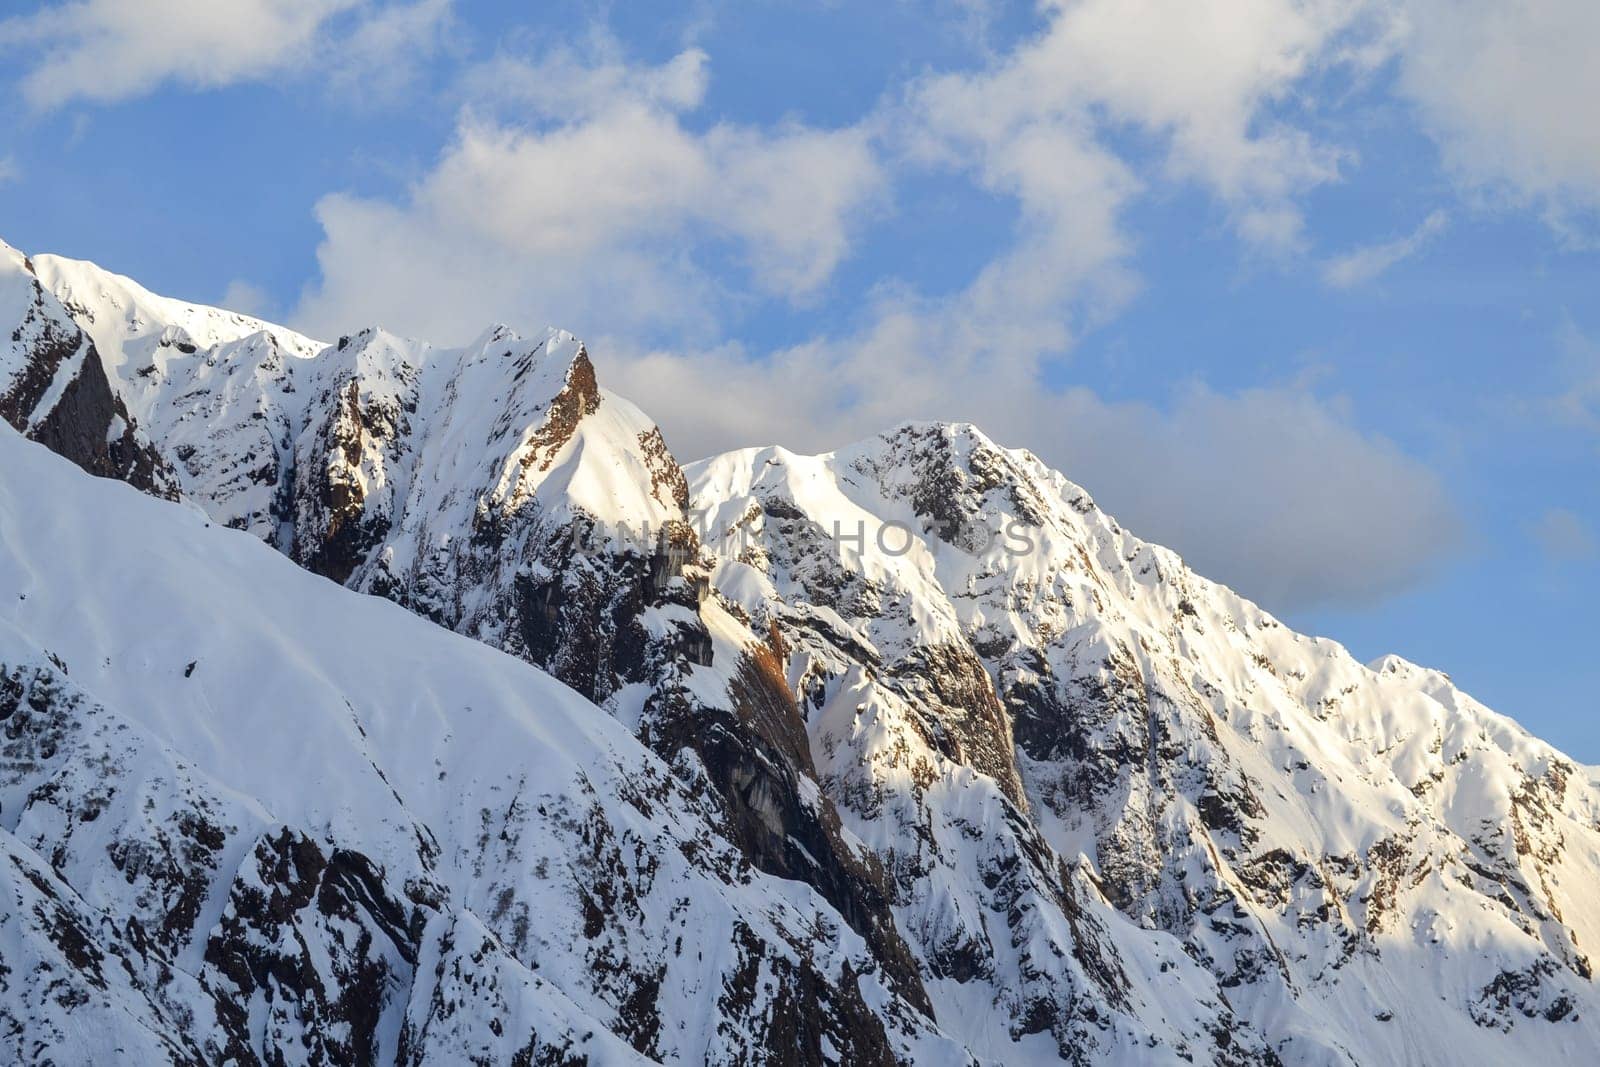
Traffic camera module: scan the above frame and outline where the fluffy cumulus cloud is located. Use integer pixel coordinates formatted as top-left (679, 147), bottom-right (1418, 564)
top-left (293, 47), bottom-right (886, 344)
top-left (297, 0), bottom-right (1381, 344)
top-left (0, 0), bottom-right (450, 109)
top-left (919, 0), bottom-right (1600, 246)
top-left (285, 9), bottom-right (1468, 612)
top-left (8, 2), bottom-right (1595, 612)
top-left (908, 0), bottom-right (1365, 252)
top-left (1393, 0), bottom-right (1600, 235)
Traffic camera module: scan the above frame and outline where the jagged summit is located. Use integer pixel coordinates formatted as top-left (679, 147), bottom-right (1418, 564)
top-left (0, 240), bottom-right (178, 496)
top-left (0, 425), bottom-right (958, 1065)
top-left (30, 247), bottom-right (323, 373)
top-left (691, 417), bottom-right (1600, 1059)
top-left (3, 238), bottom-right (1598, 1065)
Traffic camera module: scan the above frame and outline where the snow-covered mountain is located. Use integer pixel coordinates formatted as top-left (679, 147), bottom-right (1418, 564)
top-left (0, 425), bottom-right (961, 1065)
top-left (4, 239), bottom-right (1598, 1065)
top-left (691, 427), bottom-right (1600, 1064)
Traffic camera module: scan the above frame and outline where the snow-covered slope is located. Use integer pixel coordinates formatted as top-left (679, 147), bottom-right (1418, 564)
top-left (0, 239), bottom-right (175, 495)
top-left (16, 250), bottom-right (702, 701)
top-left (689, 422), bottom-right (1600, 1065)
top-left (5, 238), bottom-right (1599, 1064)
top-left (5, 246), bottom-right (948, 1038)
top-left (0, 424), bottom-right (961, 1065)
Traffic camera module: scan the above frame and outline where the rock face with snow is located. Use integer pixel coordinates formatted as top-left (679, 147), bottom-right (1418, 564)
top-left (3, 238), bottom-right (1599, 1065)
top-left (21, 246), bottom-right (716, 719)
top-left (0, 242), bottom-right (175, 495)
top-left (0, 429), bottom-right (957, 1066)
top-left (12, 246), bottom-right (935, 1032)
top-left (690, 425), bottom-right (1600, 1063)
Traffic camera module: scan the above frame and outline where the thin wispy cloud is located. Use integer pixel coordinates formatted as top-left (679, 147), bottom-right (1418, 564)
top-left (1322, 209), bottom-right (1449, 288)
top-left (218, 278), bottom-right (276, 321)
top-left (0, 0), bottom-right (451, 109)
top-left (1551, 319), bottom-right (1600, 432)
top-left (1532, 507), bottom-right (1598, 562)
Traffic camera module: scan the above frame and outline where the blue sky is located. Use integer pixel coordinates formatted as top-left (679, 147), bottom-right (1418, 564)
top-left (3, 1), bottom-right (1598, 755)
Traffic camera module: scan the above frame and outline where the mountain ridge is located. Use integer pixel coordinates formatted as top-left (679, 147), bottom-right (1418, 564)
top-left (3, 237), bottom-right (1597, 1065)
top-left (0, 423), bottom-right (961, 1064)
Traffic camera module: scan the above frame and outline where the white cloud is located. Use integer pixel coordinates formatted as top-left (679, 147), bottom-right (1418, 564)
top-left (0, 0), bottom-right (450, 109)
top-left (935, 0), bottom-right (1600, 252)
top-left (327, 0), bottom-right (455, 104)
top-left (292, 49), bottom-right (886, 344)
top-left (219, 279), bottom-right (275, 320)
top-left (290, 20), bottom-right (1461, 611)
top-left (1551, 320), bottom-right (1600, 432)
top-left (908, 0), bottom-right (1368, 255)
top-left (906, 71), bottom-right (1141, 334)
top-left (297, 0), bottom-right (1380, 347)
top-left (0, 157), bottom-right (17, 184)
top-left (1532, 508), bottom-right (1597, 562)
top-left (458, 43), bottom-right (709, 120)
top-left (1047, 384), bottom-right (1461, 609)
top-left (600, 324), bottom-right (1459, 612)
top-left (1, 0), bottom-right (353, 107)
top-left (1321, 208), bottom-right (1448, 287)
top-left (1394, 0), bottom-right (1600, 235)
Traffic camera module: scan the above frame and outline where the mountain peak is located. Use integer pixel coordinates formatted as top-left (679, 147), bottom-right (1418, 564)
top-left (6, 244), bottom-right (1600, 1064)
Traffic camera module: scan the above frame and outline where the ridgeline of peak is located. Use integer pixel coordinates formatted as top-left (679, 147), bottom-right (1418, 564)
top-left (3, 240), bottom-right (1597, 1065)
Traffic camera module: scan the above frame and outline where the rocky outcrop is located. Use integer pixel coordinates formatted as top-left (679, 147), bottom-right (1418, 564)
top-left (0, 433), bottom-right (972, 1065)
top-left (0, 245), bottom-right (175, 496)
top-left (650, 627), bottom-right (933, 1018)
top-left (202, 829), bottom-right (422, 1065)
top-left (8, 241), bottom-right (1600, 1065)
top-left (21, 339), bottom-right (175, 497)
top-left (689, 420), bottom-right (1600, 1064)
top-left (5, 258), bottom-right (941, 1047)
